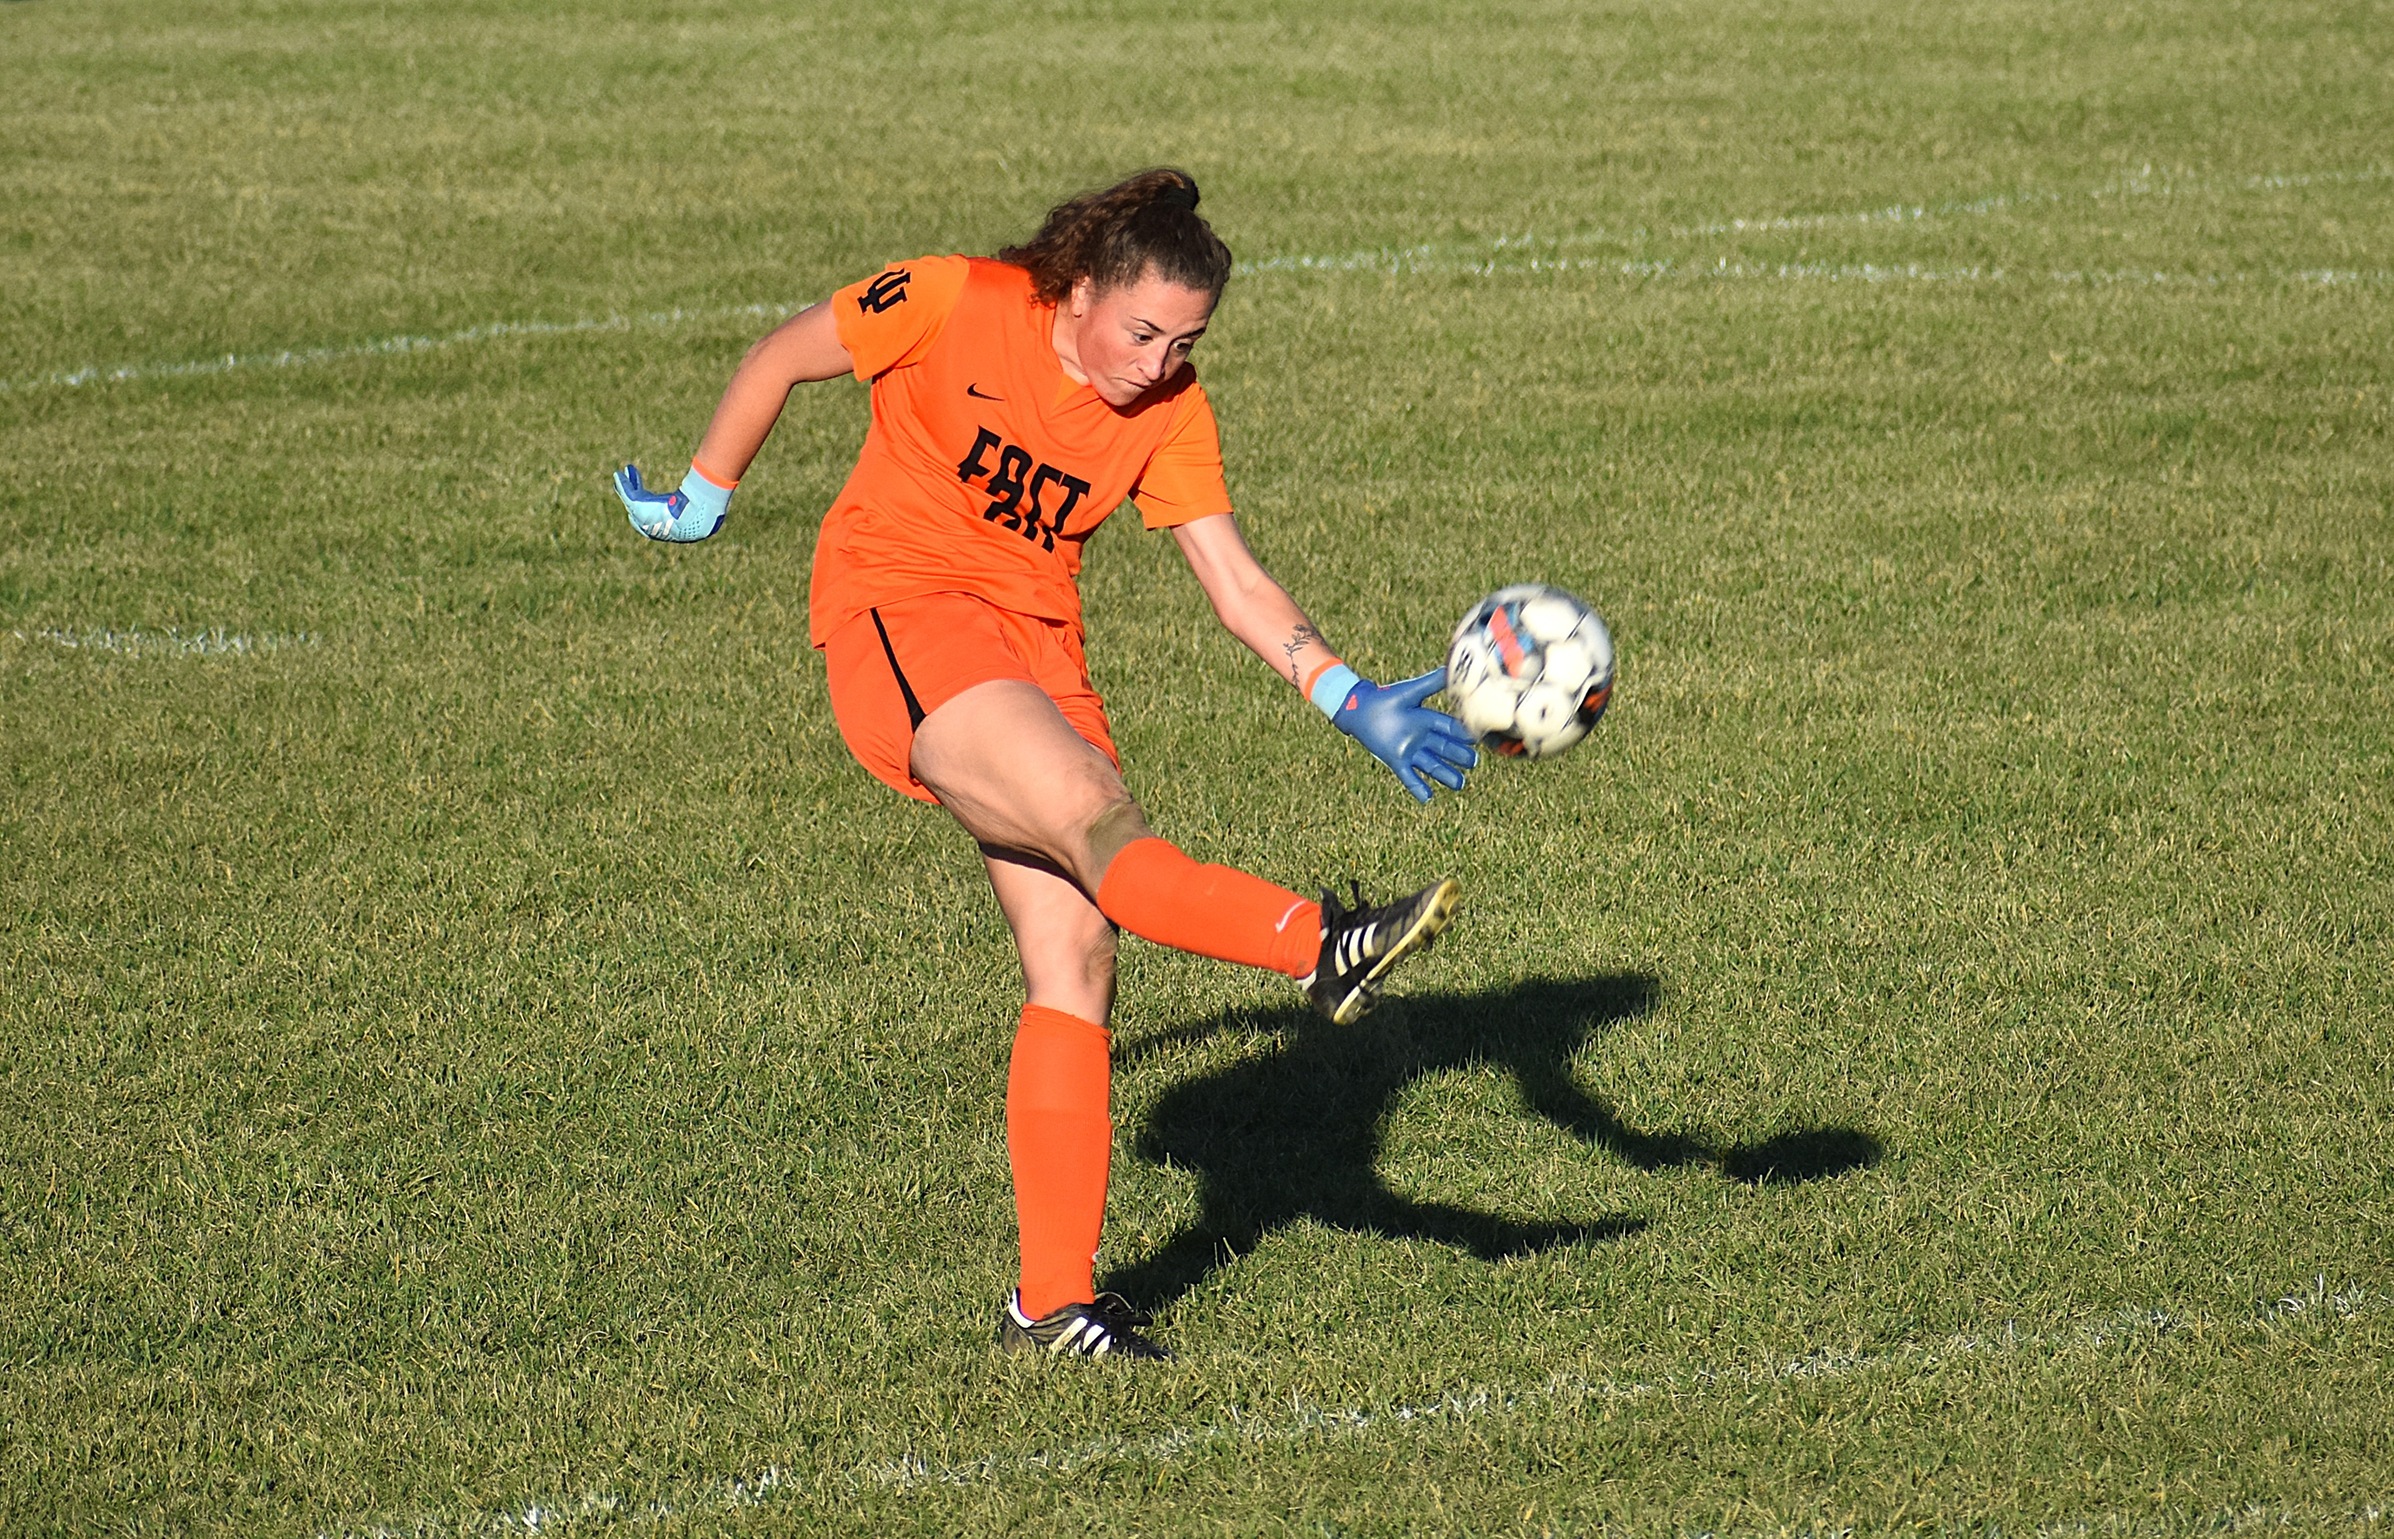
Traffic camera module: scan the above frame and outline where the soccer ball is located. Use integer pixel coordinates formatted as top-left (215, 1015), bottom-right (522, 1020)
top-left (1444, 584), bottom-right (1615, 759)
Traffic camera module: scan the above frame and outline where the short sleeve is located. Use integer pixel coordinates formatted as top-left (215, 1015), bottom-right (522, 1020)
top-left (1129, 380), bottom-right (1236, 529)
top-left (831, 255), bottom-right (971, 380)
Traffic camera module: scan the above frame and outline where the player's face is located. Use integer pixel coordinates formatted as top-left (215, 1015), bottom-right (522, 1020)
top-left (1062, 270), bottom-right (1215, 407)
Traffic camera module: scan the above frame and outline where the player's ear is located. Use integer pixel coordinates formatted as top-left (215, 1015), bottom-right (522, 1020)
top-left (1067, 275), bottom-right (1094, 317)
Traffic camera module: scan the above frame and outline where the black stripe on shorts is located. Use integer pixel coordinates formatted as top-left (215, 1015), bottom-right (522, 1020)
top-left (869, 607), bottom-right (927, 729)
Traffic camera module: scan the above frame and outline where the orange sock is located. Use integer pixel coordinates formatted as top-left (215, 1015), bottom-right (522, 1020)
top-left (1094, 837), bottom-right (1321, 979)
top-left (1007, 1004), bottom-right (1113, 1320)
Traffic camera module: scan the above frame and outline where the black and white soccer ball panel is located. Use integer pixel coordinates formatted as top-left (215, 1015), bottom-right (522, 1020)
top-left (1444, 583), bottom-right (1615, 760)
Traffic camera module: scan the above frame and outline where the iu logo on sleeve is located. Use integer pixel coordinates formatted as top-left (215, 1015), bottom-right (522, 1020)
top-left (858, 269), bottom-right (913, 314)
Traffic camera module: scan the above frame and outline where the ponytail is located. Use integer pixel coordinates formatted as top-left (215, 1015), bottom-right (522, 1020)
top-left (998, 168), bottom-right (1233, 304)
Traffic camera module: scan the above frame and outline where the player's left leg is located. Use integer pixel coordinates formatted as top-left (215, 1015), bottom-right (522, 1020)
top-left (983, 848), bottom-right (1167, 1359)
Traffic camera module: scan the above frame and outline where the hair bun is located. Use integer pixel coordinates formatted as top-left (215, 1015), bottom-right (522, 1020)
top-left (996, 167), bottom-right (1231, 303)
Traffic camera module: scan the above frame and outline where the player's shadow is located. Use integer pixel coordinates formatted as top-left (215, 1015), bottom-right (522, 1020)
top-left (1102, 973), bottom-right (1883, 1308)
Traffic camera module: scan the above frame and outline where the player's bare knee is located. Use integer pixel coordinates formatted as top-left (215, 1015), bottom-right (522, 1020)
top-left (1020, 908), bottom-right (1116, 1008)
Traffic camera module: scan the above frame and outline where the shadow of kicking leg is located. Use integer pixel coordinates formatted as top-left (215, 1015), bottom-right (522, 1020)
top-left (1336, 1172), bottom-right (1649, 1260)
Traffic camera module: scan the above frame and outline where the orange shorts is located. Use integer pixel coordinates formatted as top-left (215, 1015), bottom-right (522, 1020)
top-left (820, 592), bottom-right (1120, 803)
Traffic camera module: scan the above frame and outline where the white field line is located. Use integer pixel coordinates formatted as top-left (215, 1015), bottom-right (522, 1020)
top-left (0, 301), bottom-right (794, 397)
top-left (9, 164), bottom-right (2387, 400)
top-left (8, 261), bottom-right (2377, 403)
top-left (317, 1280), bottom-right (2386, 1539)
top-left (1244, 162), bottom-right (2394, 268)
top-left (2021, 1511), bottom-right (2390, 1539)
top-left (10, 625), bottom-right (318, 657)
top-left (1238, 252), bottom-right (2392, 285)
top-left (1677, 162), bottom-right (2393, 239)
top-left (1248, 162), bottom-right (2392, 278)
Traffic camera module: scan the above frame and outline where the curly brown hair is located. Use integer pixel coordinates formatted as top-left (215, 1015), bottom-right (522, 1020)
top-left (996, 168), bottom-right (1234, 305)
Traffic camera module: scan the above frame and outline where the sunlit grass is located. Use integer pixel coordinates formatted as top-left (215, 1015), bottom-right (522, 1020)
top-left (3, 0), bottom-right (2390, 1533)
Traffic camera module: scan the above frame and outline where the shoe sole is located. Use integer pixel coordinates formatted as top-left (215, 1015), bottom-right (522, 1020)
top-left (1331, 877), bottom-right (1462, 1026)
top-left (996, 1310), bottom-right (1172, 1361)
top-left (997, 1331), bottom-right (1171, 1362)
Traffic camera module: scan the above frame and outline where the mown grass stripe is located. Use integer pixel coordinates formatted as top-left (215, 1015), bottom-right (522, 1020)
top-left (6, 264), bottom-right (2381, 402)
top-left (11, 165), bottom-right (2384, 400)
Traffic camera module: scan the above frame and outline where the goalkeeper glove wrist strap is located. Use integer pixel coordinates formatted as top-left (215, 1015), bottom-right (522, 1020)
top-left (679, 462), bottom-right (737, 524)
top-left (1306, 662), bottom-right (1362, 720)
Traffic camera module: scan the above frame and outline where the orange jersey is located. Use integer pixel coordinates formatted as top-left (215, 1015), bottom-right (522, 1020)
top-left (807, 256), bottom-right (1234, 646)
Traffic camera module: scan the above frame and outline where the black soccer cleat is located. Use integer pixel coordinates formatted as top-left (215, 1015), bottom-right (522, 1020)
top-left (997, 1291), bottom-right (1172, 1361)
top-left (1305, 877), bottom-right (1463, 1025)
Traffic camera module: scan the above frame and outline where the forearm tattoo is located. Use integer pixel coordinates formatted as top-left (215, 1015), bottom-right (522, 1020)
top-left (1281, 621), bottom-right (1327, 684)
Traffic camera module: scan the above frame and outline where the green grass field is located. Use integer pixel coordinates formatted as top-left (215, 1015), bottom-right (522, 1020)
top-left (5, 0), bottom-right (2392, 1532)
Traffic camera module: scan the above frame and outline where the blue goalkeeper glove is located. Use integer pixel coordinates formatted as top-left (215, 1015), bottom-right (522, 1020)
top-left (615, 462), bottom-right (732, 543)
top-left (1310, 664), bottom-right (1478, 802)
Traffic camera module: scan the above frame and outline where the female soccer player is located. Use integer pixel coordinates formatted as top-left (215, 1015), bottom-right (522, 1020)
top-left (614, 169), bottom-right (1478, 1360)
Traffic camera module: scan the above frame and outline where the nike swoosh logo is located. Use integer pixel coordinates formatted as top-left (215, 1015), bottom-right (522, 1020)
top-left (966, 383), bottom-right (1004, 401)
